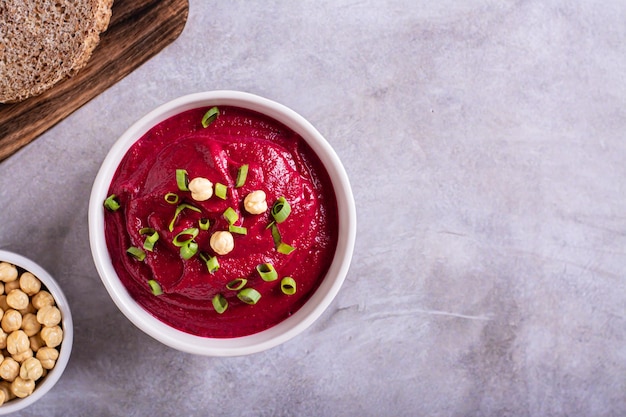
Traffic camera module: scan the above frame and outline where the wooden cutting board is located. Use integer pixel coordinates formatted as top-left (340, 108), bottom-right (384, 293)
top-left (0, 0), bottom-right (189, 161)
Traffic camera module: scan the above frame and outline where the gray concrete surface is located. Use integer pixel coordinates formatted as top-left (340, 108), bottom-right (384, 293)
top-left (1, 1), bottom-right (625, 416)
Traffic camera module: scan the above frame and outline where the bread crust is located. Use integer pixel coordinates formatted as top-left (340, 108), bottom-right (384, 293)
top-left (0, 0), bottom-right (114, 103)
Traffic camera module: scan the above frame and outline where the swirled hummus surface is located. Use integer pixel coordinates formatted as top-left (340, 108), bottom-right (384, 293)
top-left (104, 106), bottom-right (338, 337)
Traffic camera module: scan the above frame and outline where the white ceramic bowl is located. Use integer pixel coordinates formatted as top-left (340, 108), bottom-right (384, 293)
top-left (0, 250), bottom-right (73, 414)
top-left (88, 90), bottom-right (356, 356)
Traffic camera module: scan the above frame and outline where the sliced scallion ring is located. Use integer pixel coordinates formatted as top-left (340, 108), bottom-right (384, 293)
top-left (212, 293), bottom-right (228, 314)
top-left (168, 203), bottom-right (201, 232)
top-left (176, 169), bottom-right (189, 191)
top-left (139, 228), bottom-right (159, 251)
top-left (215, 183), bottom-right (227, 200)
top-left (271, 196), bottom-right (291, 223)
top-left (235, 164), bottom-right (249, 188)
top-left (173, 227), bottom-right (199, 246)
top-left (277, 242), bottom-right (296, 255)
top-left (103, 194), bottom-right (120, 211)
top-left (223, 207), bottom-right (238, 225)
top-left (228, 225), bottom-right (247, 235)
top-left (200, 252), bottom-right (220, 274)
top-left (237, 288), bottom-right (261, 305)
top-left (148, 280), bottom-right (163, 296)
top-left (199, 218), bottom-right (210, 230)
top-left (164, 193), bottom-right (179, 204)
top-left (271, 223), bottom-right (282, 246)
top-left (201, 106), bottom-right (220, 128)
top-left (226, 278), bottom-right (247, 291)
top-left (180, 241), bottom-right (198, 260)
top-left (127, 246), bottom-right (146, 261)
top-left (256, 263), bottom-right (278, 282)
top-left (280, 277), bottom-right (297, 295)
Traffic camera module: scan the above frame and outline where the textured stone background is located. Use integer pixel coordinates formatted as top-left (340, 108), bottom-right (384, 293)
top-left (1, 1), bottom-right (625, 416)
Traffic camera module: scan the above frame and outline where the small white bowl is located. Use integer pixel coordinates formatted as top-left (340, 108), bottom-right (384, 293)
top-left (0, 250), bottom-right (73, 414)
top-left (88, 90), bottom-right (356, 356)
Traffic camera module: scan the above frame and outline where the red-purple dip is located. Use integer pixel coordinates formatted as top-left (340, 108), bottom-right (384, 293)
top-left (104, 106), bottom-right (338, 338)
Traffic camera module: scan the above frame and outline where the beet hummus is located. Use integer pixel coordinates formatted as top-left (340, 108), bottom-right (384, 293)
top-left (103, 106), bottom-right (338, 338)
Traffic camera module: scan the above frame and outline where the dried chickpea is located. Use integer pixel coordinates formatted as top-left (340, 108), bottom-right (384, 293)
top-left (6, 289), bottom-right (29, 310)
top-left (19, 357), bottom-right (43, 381)
top-left (19, 272), bottom-right (41, 296)
top-left (19, 303), bottom-right (35, 316)
top-left (0, 282), bottom-right (4, 296)
top-left (0, 357), bottom-right (19, 381)
top-left (3, 280), bottom-right (19, 293)
top-left (1, 310), bottom-right (22, 333)
top-left (0, 389), bottom-right (5, 406)
top-left (40, 326), bottom-right (63, 348)
top-left (29, 334), bottom-right (45, 352)
top-left (0, 381), bottom-right (14, 401)
top-left (7, 330), bottom-right (29, 355)
top-left (0, 329), bottom-right (7, 350)
top-left (36, 347), bottom-right (58, 370)
top-left (0, 263), bottom-right (17, 283)
top-left (10, 377), bottom-right (34, 398)
top-left (12, 349), bottom-right (32, 363)
top-left (37, 305), bottom-right (61, 327)
top-left (21, 313), bottom-right (41, 337)
top-left (31, 290), bottom-right (54, 310)
top-left (0, 296), bottom-right (8, 312)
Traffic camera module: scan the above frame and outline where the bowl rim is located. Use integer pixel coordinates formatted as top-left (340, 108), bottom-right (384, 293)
top-left (0, 249), bottom-right (73, 414)
top-left (88, 90), bottom-right (356, 356)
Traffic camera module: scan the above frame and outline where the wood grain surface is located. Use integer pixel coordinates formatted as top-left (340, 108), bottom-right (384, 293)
top-left (0, 0), bottom-right (189, 161)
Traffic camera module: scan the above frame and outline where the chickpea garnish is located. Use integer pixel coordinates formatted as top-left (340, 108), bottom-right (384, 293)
top-left (210, 231), bottom-right (234, 255)
top-left (243, 190), bottom-right (268, 214)
top-left (188, 177), bottom-right (214, 201)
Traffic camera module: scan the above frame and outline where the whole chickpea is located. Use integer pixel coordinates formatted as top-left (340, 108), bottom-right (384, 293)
top-left (3, 280), bottom-right (19, 293)
top-left (29, 334), bottom-right (45, 352)
top-left (0, 282), bottom-right (4, 296)
top-left (0, 263), bottom-right (17, 283)
top-left (0, 295), bottom-right (8, 312)
top-left (244, 190), bottom-right (268, 214)
top-left (10, 377), bottom-right (34, 398)
top-left (0, 328), bottom-right (7, 350)
top-left (0, 357), bottom-right (19, 381)
top-left (210, 231), bottom-right (234, 255)
top-left (6, 289), bottom-right (29, 310)
top-left (18, 303), bottom-right (35, 316)
top-left (1, 310), bottom-right (22, 333)
top-left (40, 326), bottom-right (63, 348)
top-left (7, 330), bottom-right (29, 355)
top-left (31, 290), bottom-right (54, 310)
top-left (21, 313), bottom-right (41, 337)
top-left (12, 349), bottom-right (32, 363)
top-left (188, 177), bottom-right (214, 201)
top-left (36, 347), bottom-right (58, 370)
top-left (0, 381), bottom-right (14, 401)
top-left (37, 305), bottom-right (61, 327)
top-left (19, 357), bottom-right (43, 381)
top-left (19, 272), bottom-right (41, 296)
top-left (0, 389), bottom-right (5, 406)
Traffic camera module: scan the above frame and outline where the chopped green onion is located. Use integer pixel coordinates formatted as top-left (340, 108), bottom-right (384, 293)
top-left (172, 227), bottom-right (199, 246)
top-left (228, 225), bottom-right (247, 235)
top-left (212, 293), bottom-right (228, 314)
top-left (180, 241), bottom-right (198, 260)
top-left (237, 288), bottom-right (261, 305)
top-left (168, 203), bottom-right (202, 232)
top-left (271, 196), bottom-right (291, 223)
top-left (199, 218), bottom-right (210, 230)
top-left (127, 246), bottom-right (146, 261)
top-left (256, 263), bottom-right (278, 282)
top-left (271, 223), bottom-right (282, 246)
top-left (223, 207), bottom-right (238, 225)
top-left (200, 252), bottom-right (220, 274)
top-left (235, 164), bottom-right (249, 188)
top-left (226, 278), bottom-right (247, 291)
top-left (104, 194), bottom-right (120, 211)
top-left (280, 277), bottom-right (297, 295)
top-left (164, 193), bottom-right (179, 204)
top-left (215, 183), bottom-right (227, 200)
top-left (148, 280), bottom-right (163, 296)
top-left (277, 242), bottom-right (296, 255)
top-left (176, 169), bottom-right (189, 191)
top-left (201, 106), bottom-right (220, 128)
top-left (139, 228), bottom-right (159, 251)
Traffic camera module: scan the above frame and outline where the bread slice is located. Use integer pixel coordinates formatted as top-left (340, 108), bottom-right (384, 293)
top-left (0, 0), bottom-right (114, 103)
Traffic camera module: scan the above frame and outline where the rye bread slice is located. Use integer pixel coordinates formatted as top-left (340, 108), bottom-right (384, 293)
top-left (0, 0), bottom-right (114, 103)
